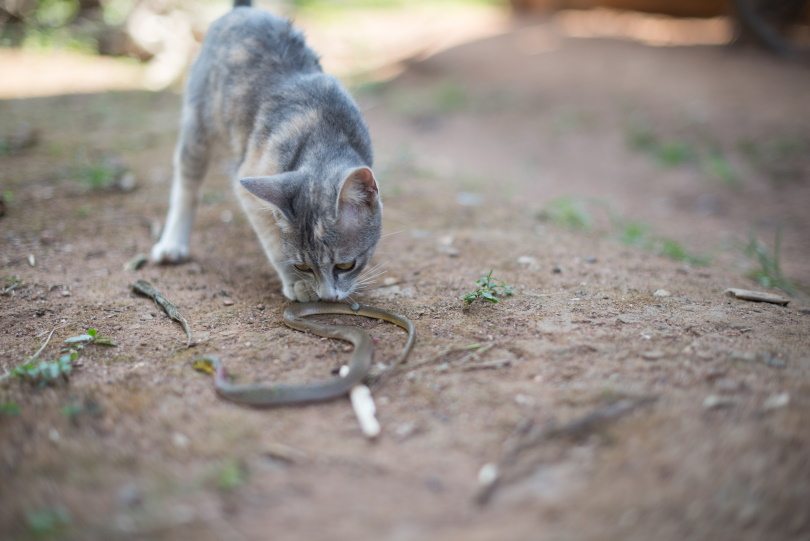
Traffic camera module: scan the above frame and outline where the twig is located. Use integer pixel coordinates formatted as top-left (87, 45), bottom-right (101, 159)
top-left (131, 280), bottom-right (193, 346)
top-left (475, 396), bottom-right (657, 506)
top-left (460, 359), bottom-right (512, 372)
top-left (29, 326), bottom-right (59, 361)
top-left (340, 365), bottom-right (380, 439)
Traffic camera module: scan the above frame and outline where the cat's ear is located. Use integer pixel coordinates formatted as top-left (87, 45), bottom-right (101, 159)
top-left (240, 172), bottom-right (302, 220)
top-left (336, 167), bottom-right (380, 218)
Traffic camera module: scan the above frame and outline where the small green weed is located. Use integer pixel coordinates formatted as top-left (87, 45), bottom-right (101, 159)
top-left (64, 327), bottom-right (117, 347)
top-left (2, 275), bottom-right (21, 295)
top-left (462, 270), bottom-right (514, 305)
top-left (74, 161), bottom-right (120, 191)
top-left (433, 81), bottom-right (468, 112)
top-left (13, 350), bottom-right (77, 385)
top-left (10, 328), bottom-right (115, 386)
top-left (701, 151), bottom-right (738, 187)
top-left (0, 402), bottom-right (21, 415)
top-left (627, 124), bottom-right (694, 167)
top-left (744, 231), bottom-right (796, 295)
top-left (217, 459), bottom-right (247, 491)
top-left (615, 220), bottom-right (709, 266)
top-left (538, 196), bottom-right (592, 231)
top-left (26, 506), bottom-right (71, 537)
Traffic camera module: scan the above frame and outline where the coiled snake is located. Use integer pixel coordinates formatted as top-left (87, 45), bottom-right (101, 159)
top-left (196, 302), bottom-right (415, 407)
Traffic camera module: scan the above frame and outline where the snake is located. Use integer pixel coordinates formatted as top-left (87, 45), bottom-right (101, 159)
top-left (196, 302), bottom-right (415, 407)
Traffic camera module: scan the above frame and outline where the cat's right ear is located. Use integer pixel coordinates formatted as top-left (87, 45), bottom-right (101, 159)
top-left (239, 172), bottom-right (302, 220)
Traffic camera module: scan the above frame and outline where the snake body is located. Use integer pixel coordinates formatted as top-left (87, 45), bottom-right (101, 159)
top-left (199, 302), bottom-right (415, 407)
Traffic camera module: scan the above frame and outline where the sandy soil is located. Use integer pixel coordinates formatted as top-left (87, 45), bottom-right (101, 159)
top-left (1, 13), bottom-right (809, 541)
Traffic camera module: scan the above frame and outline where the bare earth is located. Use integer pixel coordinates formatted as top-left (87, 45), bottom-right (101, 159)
top-left (1, 16), bottom-right (810, 541)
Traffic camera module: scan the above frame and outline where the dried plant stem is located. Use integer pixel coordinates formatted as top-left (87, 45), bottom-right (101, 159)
top-left (131, 280), bottom-right (193, 346)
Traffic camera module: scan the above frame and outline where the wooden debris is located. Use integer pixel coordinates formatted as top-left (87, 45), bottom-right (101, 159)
top-left (724, 288), bottom-right (789, 306)
top-left (124, 253), bottom-right (148, 271)
top-left (475, 396), bottom-right (656, 506)
top-left (340, 365), bottom-right (380, 439)
top-left (460, 359), bottom-right (512, 372)
top-left (131, 279), bottom-right (193, 346)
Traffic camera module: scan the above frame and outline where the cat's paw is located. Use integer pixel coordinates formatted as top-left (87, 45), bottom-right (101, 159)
top-left (284, 280), bottom-right (318, 302)
top-left (150, 240), bottom-right (189, 264)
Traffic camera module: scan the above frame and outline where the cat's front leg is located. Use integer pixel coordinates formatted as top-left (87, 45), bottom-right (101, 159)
top-left (281, 274), bottom-right (319, 303)
top-left (152, 112), bottom-right (209, 263)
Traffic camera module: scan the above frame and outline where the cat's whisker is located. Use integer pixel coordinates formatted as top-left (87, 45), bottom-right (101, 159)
top-left (380, 229), bottom-right (405, 240)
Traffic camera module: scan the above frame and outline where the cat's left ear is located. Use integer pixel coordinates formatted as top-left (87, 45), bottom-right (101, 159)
top-left (240, 171), bottom-right (303, 221)
top-left (336, 167), bottom-right (380, 216)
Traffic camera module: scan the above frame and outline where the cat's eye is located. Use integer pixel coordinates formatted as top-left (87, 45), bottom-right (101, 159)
top-left (294, 263), bottom-right (312, 272)
top-left (335, 261), bottom-right (355, 272)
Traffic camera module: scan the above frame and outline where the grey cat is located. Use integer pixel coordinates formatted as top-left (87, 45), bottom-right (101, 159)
top-left (151, 0), bottom-right (382, 302)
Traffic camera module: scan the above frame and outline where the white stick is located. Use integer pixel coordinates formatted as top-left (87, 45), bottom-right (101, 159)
top-left (339, 365), bottom-right (381, 439)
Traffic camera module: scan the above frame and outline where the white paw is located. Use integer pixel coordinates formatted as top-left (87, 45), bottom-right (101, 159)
top-left (284, 280), bottom-right (318, 302)
top-left (150, 240), bottom-right (189, 264)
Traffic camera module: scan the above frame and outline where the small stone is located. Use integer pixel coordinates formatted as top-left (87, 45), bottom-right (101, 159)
top-left (552, 265), bottom-right (562, 274)
top-left (256, 304), bottom-right (265, 311)
top-left (763, 393), bottom-right (789, 411)
top-left (117, 484), bottom-right (142, 508)
top-left (27, 254), bottom-right (36, 267)
top-left (730, 351), bottom-right (757, 363)
top-left (617, 314), bottom-right (637, 324)
top-left (585, 256), bottom-right (598, 264)
top-left (478, 463), bottom-right (499, 486)
top-left (171, 432), bottom-right (189, 449)
top-left (222, 298), bottom-right (234, 306)
top-left (514, 394), bottom-right (534, 406)
top-left (140, 313), bottom-right (153, 321)
top-left (456, 192), bottom-right (483, 207)
top-left (382, 277), bottom-right (400, 286)
top-left (653, 289), bottom-right (671, 298)
top-left (61, 289), bottom-right (71, 297)
top-left (714, 378), bottom-right (742, 392)
top-left (703, 395), bottom-right (736, 409)
top-left (220, 210), bottom-right (233, 223)
top-left (117, 172), bottom-right (137, 192)
top-left (394, 421), bottom-right (418, 440)
top-left (517, 255), bottom-right (537, 269)
top-left (642, 350), bottom-right (665, 361)
top-left (762, 353), bottom-right (786, 369)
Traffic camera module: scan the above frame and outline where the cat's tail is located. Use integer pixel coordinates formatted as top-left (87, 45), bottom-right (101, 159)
top-left (233, 0), bottom-right (252, 8)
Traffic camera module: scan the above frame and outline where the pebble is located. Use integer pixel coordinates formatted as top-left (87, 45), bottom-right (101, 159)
top-left (517, 255), bottom-right (537, 269)
top-left (642, 350), bottom-right (665, 361)
top-left (382, 277), bottom-right (400, 286)
top-left (703, 395), bottom-right (737, 409)
top-left (171, 432), bottom-right (189, 449)
top-left (456, 192), bottom-right (483, 207)
top-left (585, 256), bottom-right (598, 264)
top-left (117, 484), bottom-right (143, 508)
top-left (552, 265), bottom-right (562, 274)
top-left (222, 298), bottom-right (234, 306)
top-left (763, 393), bottom-right (790, 411)
top-left (653, 289), bottom-right (671, 298)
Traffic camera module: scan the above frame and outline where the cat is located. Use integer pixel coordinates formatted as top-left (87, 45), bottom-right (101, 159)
top-left (151, 0), bottom-right (382, 303)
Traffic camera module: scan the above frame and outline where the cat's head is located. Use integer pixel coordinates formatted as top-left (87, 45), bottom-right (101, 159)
top-left (240, 166), bottom-right (381, 301)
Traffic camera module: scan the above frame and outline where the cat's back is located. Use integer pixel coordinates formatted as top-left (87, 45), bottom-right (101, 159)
top-left (194, 7), bottom-right (321, 86)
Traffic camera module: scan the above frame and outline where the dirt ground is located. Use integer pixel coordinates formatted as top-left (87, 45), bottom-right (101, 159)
top-left (1, 11), bottom-right (810, 541)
